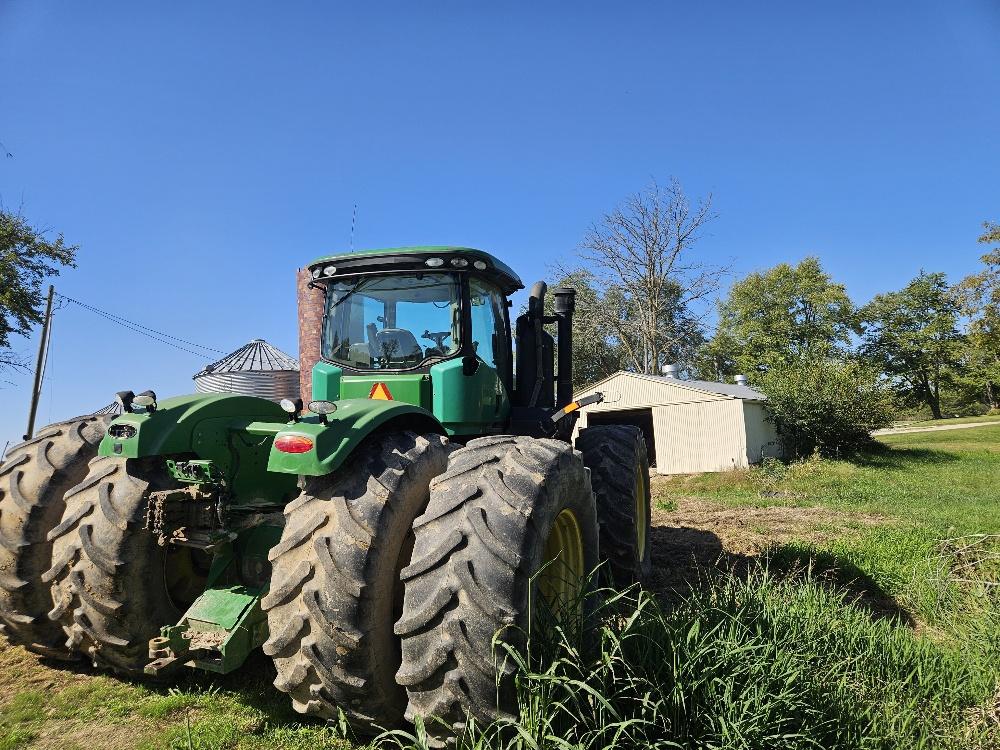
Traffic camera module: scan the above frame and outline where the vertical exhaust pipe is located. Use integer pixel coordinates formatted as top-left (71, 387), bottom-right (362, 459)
top-left (552, 287), bottom-right (575, 409)
top-left (525, 282), bottom-right (547, 407)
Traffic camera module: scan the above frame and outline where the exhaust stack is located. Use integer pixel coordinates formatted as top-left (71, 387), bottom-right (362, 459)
top-left (552, 287), bottom-right (576, 409)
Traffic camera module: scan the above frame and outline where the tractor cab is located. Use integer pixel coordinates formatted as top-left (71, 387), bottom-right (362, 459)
top-left (303, 246), bottom-right (579, 438)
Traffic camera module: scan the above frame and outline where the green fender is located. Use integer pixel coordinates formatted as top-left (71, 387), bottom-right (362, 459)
top-left (98, 393), bottom-right (298, 504)
top-left (252, 398), bottom-right (444, 476)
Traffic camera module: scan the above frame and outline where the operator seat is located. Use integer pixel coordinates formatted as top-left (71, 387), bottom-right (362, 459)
top-left (367, 324), bottom-right (423, 365)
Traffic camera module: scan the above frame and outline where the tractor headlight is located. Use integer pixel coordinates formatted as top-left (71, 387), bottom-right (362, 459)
top-left (323, 265), bottom-right (337, 276)
top-left (133, 390), bottom-right (157, 413)
top-left (473, 260), bottom-right (487, 270)
top-left (450, 258), bottom-right (468, 268)
top-left (280, 398), bottom-right (303, 421)
top-left (425, 257), bottom-right (445, 268)
top-left (311, 268), bottom-right (322, 279)
top-left (308, 400), bottom-right (337, 415)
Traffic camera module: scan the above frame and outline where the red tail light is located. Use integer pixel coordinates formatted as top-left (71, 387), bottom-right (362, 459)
top-left (275, 434), bottom-right (314, 454)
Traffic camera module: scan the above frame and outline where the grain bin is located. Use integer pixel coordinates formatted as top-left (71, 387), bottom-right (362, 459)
top-left (193, 339), bottom-right (300, 402)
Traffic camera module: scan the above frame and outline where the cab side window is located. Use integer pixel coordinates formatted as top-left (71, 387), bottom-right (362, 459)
top-left (469, 278), bottom-right (506, 371)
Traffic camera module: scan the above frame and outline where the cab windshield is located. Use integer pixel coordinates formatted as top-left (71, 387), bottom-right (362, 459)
top-left (321, 273), bottom-right (461, 370)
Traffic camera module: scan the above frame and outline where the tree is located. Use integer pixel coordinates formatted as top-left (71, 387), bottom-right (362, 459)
top-left (860, 272), bottom-right (964, 419)
top-left (699, 257), bottom-right (856, 380)
top-left (955, 220), bottom-right (1000, 410)
top-left (543, 269), bottom-right (626, 388)
top-left (758, 357), bottom-right (895, 458)
top-left (561, 179), bottom-right (725, 376)
top-left (0, 209), bottom-right (78, 371)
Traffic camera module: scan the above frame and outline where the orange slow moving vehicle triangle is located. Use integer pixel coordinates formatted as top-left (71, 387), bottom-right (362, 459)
top-left (368, 382), bottom-right (393, 400)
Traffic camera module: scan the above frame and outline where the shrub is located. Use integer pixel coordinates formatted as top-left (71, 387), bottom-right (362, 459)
top-left (381, 570), bottom-right (999, 750)
top-left (757, 357), bottom-right (895, 458)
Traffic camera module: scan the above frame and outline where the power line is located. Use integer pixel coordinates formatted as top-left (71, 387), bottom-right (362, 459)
top-left (56, 293), bottom-right (226, 359)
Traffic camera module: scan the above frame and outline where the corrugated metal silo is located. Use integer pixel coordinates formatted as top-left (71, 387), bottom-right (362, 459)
top-left (193, 339), bottom-right (300, 402)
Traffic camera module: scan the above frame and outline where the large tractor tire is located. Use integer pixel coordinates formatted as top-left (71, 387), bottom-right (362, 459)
top-left (261, 432), bottom-right (452, 732)
top-left (0, 415), bottom-right (111, 657)
top-left (44, 456), bottom-right (196, 674)
top-left (576, 424), bottom-right (651, 587)
top-left (395, 436), bottom-right (599, 743)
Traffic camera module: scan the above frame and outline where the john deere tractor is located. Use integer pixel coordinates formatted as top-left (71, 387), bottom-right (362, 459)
top-left (0, 246), bottom-right (650, 741)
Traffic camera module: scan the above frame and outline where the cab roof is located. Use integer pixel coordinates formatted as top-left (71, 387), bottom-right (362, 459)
top-left (307, 246), bottom-right (524, 294)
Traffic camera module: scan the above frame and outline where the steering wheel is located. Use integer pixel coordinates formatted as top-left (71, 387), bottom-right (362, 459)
top-left (422, 330), bottom-right (451, 349)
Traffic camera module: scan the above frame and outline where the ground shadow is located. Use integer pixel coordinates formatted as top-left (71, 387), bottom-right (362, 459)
top-left (849, 444), bottom-right (960, 469)
top-left (647, 522), bottom-right (915, 627)
top-left (765, 544), bottom-right (916, 626)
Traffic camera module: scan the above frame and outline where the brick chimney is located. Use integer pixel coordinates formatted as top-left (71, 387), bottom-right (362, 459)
top-left (297, 268), bottom-right (324, 401)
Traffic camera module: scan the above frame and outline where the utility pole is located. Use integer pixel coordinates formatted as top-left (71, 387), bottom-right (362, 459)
top-left (24, 285), bottom-right (55, 440)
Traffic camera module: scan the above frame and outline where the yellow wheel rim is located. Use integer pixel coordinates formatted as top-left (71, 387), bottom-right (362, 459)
top-left (635, 466), bottom-right (648, 561)
top-left (539, 509), bottom-right (585, 614)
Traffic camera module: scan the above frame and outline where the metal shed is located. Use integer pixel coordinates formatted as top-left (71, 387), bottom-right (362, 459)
top-left (573, 371), bottom-right (782, 475)
top-left (193, 339), bottom-right (300, 402)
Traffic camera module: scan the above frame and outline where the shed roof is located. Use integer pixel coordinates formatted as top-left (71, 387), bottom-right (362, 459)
top-left (195, 339), bottom-right (299, 377)
top-left (577, 371), bottom-right (767, 402)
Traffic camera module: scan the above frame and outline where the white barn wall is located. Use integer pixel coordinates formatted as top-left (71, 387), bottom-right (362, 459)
top-left (742, 401), bottom-right (783, 462)
top-left (653, 399), bottom-right (748, 474)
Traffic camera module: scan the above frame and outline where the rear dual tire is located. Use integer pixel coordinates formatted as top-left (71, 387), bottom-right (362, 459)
top-left (0, 416), bottom-right (110, 657)
top-left (395, 436), bottom-right (599, 744)
top-left (576, 424), bottom-right (651, 587)
top-left (263, 433), bottom-right (600, 745)
top-left (44, 456), bottom-right (198, 674)
top-left (261, 432), bottom-right (453, 732)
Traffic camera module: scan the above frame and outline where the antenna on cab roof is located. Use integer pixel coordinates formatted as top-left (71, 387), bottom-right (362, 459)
top-left (350, 203), bottom-right (357, 252)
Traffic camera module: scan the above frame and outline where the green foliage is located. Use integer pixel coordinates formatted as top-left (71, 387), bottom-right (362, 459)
top-left (0, 209), bottom-right (78, 367)
top-left (543, 269), bottom-right (627, 388)
top-left (861, 271), bottom-right (965, 419)
top-left (746, 453), bottom-right (825, 493)
top-left (954, 220), bottom-right (1000, 411)
top-left (383, 572), bottom-right (998, 750)
top-left (547, 267), bottom-right (707, 388)
top-left (699, 257), bottom-right (856, 379)
top-left (756, 357), bottom-right (895, 457)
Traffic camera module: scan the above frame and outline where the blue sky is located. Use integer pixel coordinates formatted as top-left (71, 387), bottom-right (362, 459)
top-left (1, 1), bottom-right (998, 450)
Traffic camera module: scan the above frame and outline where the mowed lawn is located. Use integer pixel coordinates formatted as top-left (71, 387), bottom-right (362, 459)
top-left (2, 425), bottom-right (998, 749)
top-left (656, 423), bottom-right (1000, 623)
top-left (662, 422), bottom-right (1000, 535)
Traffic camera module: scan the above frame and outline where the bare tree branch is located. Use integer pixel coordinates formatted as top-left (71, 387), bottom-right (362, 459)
top-left (569, 178), bottom-right (727, 374)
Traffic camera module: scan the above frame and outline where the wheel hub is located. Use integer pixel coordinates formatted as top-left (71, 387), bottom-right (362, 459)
top-left (539, 508), bottom-right (585, 613)
top-left (635, 466), bottom-right (648, 562)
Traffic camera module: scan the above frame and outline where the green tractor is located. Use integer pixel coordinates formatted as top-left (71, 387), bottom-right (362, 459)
top-left (0, 246), bottom-right (651, 741)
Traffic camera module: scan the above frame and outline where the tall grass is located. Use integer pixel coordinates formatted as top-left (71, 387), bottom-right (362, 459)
top-left (381, 568), bottom-right (999, 750)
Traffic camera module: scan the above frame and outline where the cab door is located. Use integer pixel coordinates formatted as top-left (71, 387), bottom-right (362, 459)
top-left (430, 278), bottom-right (510, 434)
top-left (467, 278), bottom-right (511, 428)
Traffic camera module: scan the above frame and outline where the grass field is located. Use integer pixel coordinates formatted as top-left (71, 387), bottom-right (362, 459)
top-left (889, 413), bottom-right (1000, 429)
top-left (2, 425), bottom-right (998, 749)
